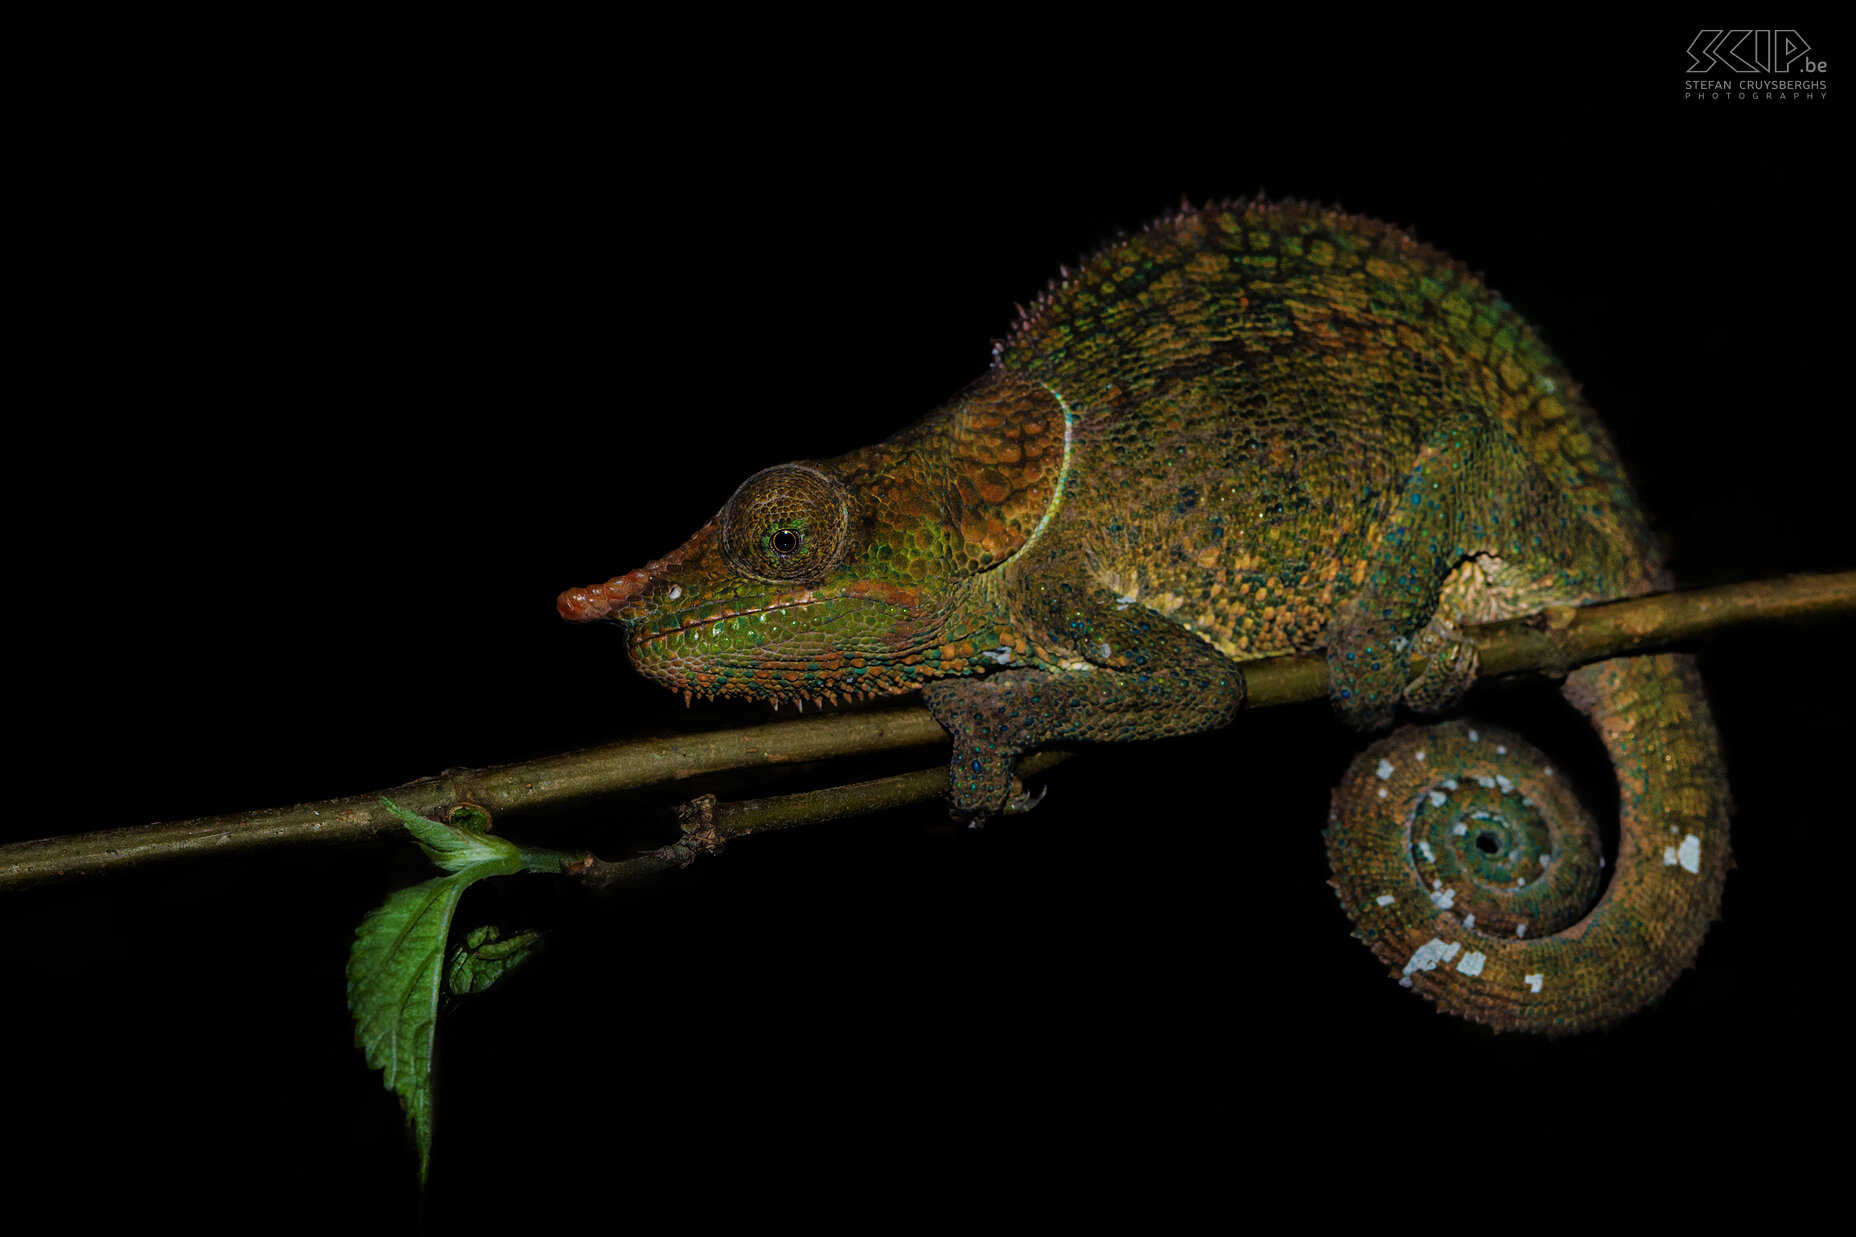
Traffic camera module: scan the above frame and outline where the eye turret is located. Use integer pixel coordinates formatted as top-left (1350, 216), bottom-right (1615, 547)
top-left (721, 464), bottom-right (849, 583)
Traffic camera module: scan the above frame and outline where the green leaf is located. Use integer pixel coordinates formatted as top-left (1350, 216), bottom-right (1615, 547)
top-left (379, 797), bottom-right (519, 872)
top-left (348, 862), bottom-right (516, 1183)
top-left (378, 796), bottom-right (575, 876)
top-left (349, 800), bottom-right (578, 1185)
top-left (446, 925), bottom-right (542, 998)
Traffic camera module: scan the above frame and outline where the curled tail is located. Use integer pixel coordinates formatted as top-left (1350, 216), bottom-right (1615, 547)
top-left (1324, 653), bottom-right (1732, 1033)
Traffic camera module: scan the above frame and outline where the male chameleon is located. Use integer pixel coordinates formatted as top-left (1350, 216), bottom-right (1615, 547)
top-left (558, 199), bottom-right (1730, 1034)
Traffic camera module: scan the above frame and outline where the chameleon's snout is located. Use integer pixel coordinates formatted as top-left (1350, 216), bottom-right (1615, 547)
top-left (556, 569), bottom-right (652, 624)
top-left (558, 524), bottom-right (717, 626)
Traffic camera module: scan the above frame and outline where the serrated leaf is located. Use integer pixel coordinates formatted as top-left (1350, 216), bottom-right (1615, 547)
top-left (348, 856), bottom-right (524, 1183)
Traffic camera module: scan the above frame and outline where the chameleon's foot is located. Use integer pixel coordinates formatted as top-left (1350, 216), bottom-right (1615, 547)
top-left (959, 777), bottom-right (1045, 828)
top-left (1404, 615), bottom-right (1480, 715)
top-left (923, 676), bottom-right (1034, 822)
top-left (1326, 603), bottom-right (1409, 732)
top-left (924, 619), bottom-right (1241, 820)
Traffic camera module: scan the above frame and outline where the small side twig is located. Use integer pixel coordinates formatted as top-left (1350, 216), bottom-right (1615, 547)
top-left (562, 751), bottom-right (1075, 890)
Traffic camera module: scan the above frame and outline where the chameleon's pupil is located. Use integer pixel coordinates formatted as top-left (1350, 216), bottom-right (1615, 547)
top-left (773, 529), bottom-right (801, 556)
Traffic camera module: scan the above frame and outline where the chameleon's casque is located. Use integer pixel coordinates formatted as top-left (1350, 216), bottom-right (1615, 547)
top-left (560, 199), bottom-right (1731, 1034)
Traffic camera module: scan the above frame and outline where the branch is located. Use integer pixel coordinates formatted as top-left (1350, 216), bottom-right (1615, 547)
top-left (1, 706), bottom-right (949, 890)
top-left (5, 570), bottom-right (1850, 890)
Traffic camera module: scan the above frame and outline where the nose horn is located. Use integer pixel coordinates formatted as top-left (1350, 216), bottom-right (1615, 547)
top-left (556, 568), bottom-right (652, 623)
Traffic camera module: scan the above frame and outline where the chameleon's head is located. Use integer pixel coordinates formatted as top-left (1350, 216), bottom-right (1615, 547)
top-left (556, 458), bottom-right (944, 706)
top-left (558, 374), bottom-right (1063, 707)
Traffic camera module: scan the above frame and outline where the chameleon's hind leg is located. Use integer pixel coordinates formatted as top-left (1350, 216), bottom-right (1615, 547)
top-left (1402, 553), bottom-right (1561, 714)
top-left (1326, 408), bottom-right (1598, 729)
top-left (1325, 410), bottom-right (1489, 730)
top-left (924, 578), bottom-right (1243, 822)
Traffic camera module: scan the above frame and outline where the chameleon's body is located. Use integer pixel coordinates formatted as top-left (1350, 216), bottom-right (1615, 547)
top-left (561, 200), bottom-right (1730, 1033)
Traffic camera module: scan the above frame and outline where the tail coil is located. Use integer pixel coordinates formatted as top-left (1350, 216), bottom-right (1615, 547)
top-left (1324, 653), bottom-right (1731, 1033)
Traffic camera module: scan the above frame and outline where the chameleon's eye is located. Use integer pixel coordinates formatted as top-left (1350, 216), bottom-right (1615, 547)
top-left (721, 464), bottom-right (849, 582)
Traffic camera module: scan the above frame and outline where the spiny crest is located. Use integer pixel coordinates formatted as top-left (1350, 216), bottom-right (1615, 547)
top-left (989, 194), bottom-right (1488, 365)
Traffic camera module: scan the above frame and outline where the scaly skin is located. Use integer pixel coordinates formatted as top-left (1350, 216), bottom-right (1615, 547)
top-left (559, 200), bottom-right (1730, 1033)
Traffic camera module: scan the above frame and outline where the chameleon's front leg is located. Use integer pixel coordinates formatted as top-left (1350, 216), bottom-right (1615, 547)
top-left (924, 580), bottom-right (1243, 822)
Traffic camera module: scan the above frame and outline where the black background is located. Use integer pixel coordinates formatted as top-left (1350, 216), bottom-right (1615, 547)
top-left (11, 13), bottom-right (1844, 1226)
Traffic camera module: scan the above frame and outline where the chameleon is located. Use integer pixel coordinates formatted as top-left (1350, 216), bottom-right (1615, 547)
top-left (558, 199), bottom-right (1730, 1034)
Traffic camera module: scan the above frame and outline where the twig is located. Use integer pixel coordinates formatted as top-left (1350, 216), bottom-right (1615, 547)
top-left (563, 750), bottom-right (1074, 891)
top-left (4, 570), bottom-right (1850, 890)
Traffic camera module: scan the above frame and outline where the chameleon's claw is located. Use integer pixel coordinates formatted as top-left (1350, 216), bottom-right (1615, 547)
top-left (1005, 778), bottom-right (1048, 815)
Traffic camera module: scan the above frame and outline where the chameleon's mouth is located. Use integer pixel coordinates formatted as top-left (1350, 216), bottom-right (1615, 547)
top-left (620, 593), bottom-right (931, 708)
top-left (627, 598), bottom-right (824, 652)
